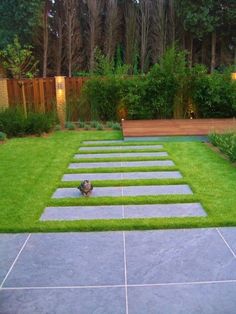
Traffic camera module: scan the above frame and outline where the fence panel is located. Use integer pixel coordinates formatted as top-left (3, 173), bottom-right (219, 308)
top-left (7, 78), bottom-right (56, 113)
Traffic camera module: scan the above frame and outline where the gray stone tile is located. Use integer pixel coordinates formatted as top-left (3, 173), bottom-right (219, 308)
top-left (218, 227), bottom-right (236, 255)
top-left (62, 171), bottom-right (182, 181)
top-left (128, 282), bottom-right (236, 314)
top-left (83, 140), bottom-right (124, 144)
top-left (79, 145), bottom-right (163, 151)
top-left (0, 287), bottom-right (126, 314)
top-left (41, 206), bottom-right (123, 220)
top-left (0, 234), bottom-right (29, 284)
top-left (40, 203), bottom-right (206, 221)
top-left (52, 187), bottom-right (122, 198)
top-left (62, 173), bottom-right (123, 181)
top-left (75, 152), bottom-right (168, 159)
top-left (124, 203), bottom-right (206, 218)
top-left (69, 160), bottom-right (174, 169)
top-left (122, 171), bottom-right (182, 179)
top-left (122, 185), bottom-right (193, 196)
top-left (125, 229), bottom-right (236, 285)
top-left (3, 232), bottom-right (124, 287)
top-left (52, 185), bottom-right (192, 198)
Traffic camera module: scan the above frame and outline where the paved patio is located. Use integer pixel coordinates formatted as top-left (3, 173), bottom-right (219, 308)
top-left (1, 228), bottom-right (236, 313)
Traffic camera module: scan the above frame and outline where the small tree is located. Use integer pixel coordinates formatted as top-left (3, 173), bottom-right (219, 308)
top-left (0, 36), bottom-right (38, 79)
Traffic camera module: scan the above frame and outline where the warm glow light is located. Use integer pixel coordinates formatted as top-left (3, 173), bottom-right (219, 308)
top-left (231, 72), bottom-right (236, 80)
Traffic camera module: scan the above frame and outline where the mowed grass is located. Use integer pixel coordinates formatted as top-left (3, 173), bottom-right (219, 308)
top-left (0, 130), bottom-right (236, 232)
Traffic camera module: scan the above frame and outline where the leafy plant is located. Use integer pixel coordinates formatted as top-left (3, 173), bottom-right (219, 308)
top-left (0, 36), bottom-right (38, 78)
top-left (90, 120), bottom-right (100, 128)
top-left (78, 120), bottom-right (85, 128)
top-left (0, 131), bottom-right (7, 141)
top-left (96, 123), bottom-right (104, 130)
top-left (0, 107), bottom-right (56, 137)
top-left (84, 124), bottom-right (91, 130)
top-left (112, 122), bottom-right (121, 130)
top-left (192, 71), bottom-right (236, 118)
top-left (209, 132), bottom-right (236, 162)
top-left (65, 121), bottom-right (75, 130)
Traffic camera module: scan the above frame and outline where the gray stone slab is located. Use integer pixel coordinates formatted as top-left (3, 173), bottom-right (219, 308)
top-left (69, 160), bottom-right (174, 169)
top-left (128, 282), bottom-right (236, 314)
top-left (62, 171), bottom-right (182, 181)
top-left (83, 140), bottom-right (124, 144)
top-left (75, 152), bottom-right (168, 159)
top-left (40, 203), bottom-right (206, 221)
top-left (0, 234), bottom-right (29, 285)
top-left (124, 203), bottom-right (206, 218)
top-left (125, 229), bottom-right (236, 285)
top-left (218, 227), bottom-right (236, 255)
top-left (41, 206), bottom-right (123, 220)
top-left (79, 145), bottom-right (163, 151)
top-left (52, 185), bottom-right (192, 198)
top-left (0, 287), bottom-right (126, 314)
top-left (3, 233), bottom-right (124, 287)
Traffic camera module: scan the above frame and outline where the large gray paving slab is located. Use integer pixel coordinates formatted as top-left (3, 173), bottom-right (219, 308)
top-left (218, 227), bottom-right (236, 256)
top-left (3, 233), bottom-right (124, 288)
top-left (40, 203), bottom-right (206, 221)
top-left (52, 185), bottom-right (192, 198)
top-left (69, 160), bottom-right (174, 169)
top-left (0, 287), bottom-right (126, 314)
top-left (125, 229), bottom-right (236, 285)
top-left (83, 140), bottom-right (124, 144)
top-left (79, 145), bottom-right (163, 151)
top-left (0, 234), bottom-right (29, 285)
top-left (75, 152), bottom-right (168, 159)
top-left (128, 282), bottom-right (236, 314)
top-left (62, 171), bottom-right (182, 181)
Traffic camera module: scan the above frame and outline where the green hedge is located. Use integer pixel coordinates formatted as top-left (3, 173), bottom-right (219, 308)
top-left (209, 132), bottom-right (236, 162)
top-left (0, 108), bottom-right (57, 137)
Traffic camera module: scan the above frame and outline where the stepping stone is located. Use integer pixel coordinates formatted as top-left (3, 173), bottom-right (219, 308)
top-left (40, 203), bottom-right (206, 221)
top-left (52, 185), bottom-right (193, 198)
top-left (69, 160), bottom-right (174, 169)
top-left (83, 140), bottom-right (124, 144)
top-left (74, 152), bottom-right (168, 159)
top-left (62, 171), bottom-right (182, 181)
top-left (79, 145), bottom-right (163, 151)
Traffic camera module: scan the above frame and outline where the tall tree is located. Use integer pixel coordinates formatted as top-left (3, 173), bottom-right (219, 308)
top-left (0, 0), bottom-right (43, 48)
top-left (139, 0), bottom-right (152, 72)
top-left (105, 0), bottom-right (120, 60)
top-left (87, 0), bottom-right (103, 71)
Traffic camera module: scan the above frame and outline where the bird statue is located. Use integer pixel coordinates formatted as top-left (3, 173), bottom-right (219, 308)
top-left (78, 180), bottom-right (93, 196)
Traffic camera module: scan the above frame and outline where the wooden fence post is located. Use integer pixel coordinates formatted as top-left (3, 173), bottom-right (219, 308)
top-left (55, 76), bottom-right (66, 127)
top-left (0, 79), bottom-right (9, 109)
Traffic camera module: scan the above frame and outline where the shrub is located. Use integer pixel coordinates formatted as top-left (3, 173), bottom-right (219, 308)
top-left (106, 121), bottom-right (114, 128)
top-left (25, 112), bottom-right (55, 135)
top-left (0, 107), bottom-right (56, 137)
top-left (54, 124), bottom-right (61, 131)
top-left (84, 124), bottom-right (91, 130)
top-left (0, 107), bottom-right (26, 137)
top-left (192, 71), bottom-right (236, 118)
top-left (65, 121), bottom-right (75, 130)
top-left (78, 120), bottom-right (85, 128)
top-left (96, 123), bottom-right (104, 130)
top-left (209, 132), bottom-right (236, 162)
top-left (112, 122), bottom-right (121, 130)
top-left (0, 132), bottom-right (7, 141)
top-left (90, 120), bottom-right (100, 128)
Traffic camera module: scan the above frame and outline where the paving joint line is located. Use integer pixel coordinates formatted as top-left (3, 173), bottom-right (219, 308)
top-left (2, 279), bottom-right (236, 291)
top-left (123, 232), bottom-right (129, 314)
top-left (0, 234), bottom-right (31, 288)
top-left (216, 228), bottom-right (236, 259)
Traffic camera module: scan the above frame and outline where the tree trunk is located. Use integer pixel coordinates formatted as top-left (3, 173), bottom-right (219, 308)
top-left (56, 18), bottom-right (63, 75)
top-left (210, 31), bottom-right (216, 73)
top-left (189, 35), bottom-right (193, 68)
top-left (43, 2), bottom-right (49, 78)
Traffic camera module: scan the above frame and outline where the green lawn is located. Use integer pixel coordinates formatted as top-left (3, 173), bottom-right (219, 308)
top-left (0, 130), bottom-right (236, 233)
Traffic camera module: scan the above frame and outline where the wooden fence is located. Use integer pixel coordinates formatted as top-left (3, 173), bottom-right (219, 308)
top-left (2, 77), bottom-right (87, 119)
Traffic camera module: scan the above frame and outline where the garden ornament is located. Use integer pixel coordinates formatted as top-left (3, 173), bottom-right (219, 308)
top-left (78, 180), bottom-right (93, 196)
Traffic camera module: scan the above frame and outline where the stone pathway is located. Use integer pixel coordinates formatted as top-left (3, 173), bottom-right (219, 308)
top-left (42, 140), bottom-right (205, 220)
top-left (1, 228), bottom-right (236, 313)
